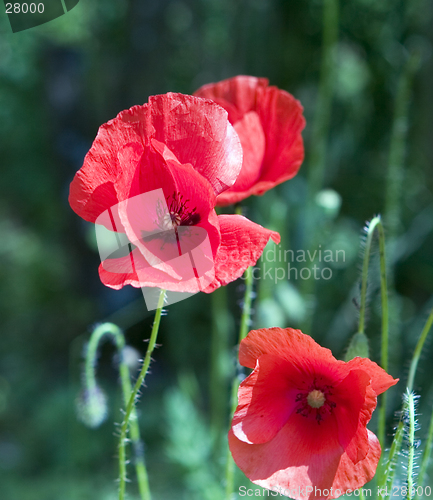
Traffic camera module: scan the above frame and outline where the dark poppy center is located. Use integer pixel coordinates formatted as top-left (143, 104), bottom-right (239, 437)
top-left (160, 191), bottom-right (200, 229)
top-left (295, 380), bottom-right (336, 424)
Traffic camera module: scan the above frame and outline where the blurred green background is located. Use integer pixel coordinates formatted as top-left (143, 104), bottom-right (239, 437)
top-left (1, 0), bottom-right (433, 499)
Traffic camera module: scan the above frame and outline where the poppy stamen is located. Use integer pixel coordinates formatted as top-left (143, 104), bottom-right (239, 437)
top-left (158, 192), bottom-right (200, 230)
top-left (307, 389), bottom-right (326, 409)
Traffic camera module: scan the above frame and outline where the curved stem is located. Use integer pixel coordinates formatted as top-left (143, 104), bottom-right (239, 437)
top-left (84, 323), bottom-right (150, 499)
top-left (358, 217), bottom-right (381, 335)
top-left (225, 266), bottom-right (254, 499)
top-left (118, 288), bottom-right (166, 500)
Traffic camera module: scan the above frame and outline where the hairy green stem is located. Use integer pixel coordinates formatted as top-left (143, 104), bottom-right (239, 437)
top-left (378, 419), bottom-right (405, 499)
top-left (416, 399), bottom-right (433, 496)
top-left (84, 323), bottom-right (150, 500)
top-left (118, 289), bottom-right (166, 500)
top-left (357, 217), bottom-right (390, 456)
top-left (406, 391), bottom-right (416, 499)
top-left (379, 305), bottom-right (433, 494)
top-left (225, 266), bottom-right (254, 499)
top-left (358, 217), bottom-right (381, 335)
top-left (377, 221), bottom-right (389, 449)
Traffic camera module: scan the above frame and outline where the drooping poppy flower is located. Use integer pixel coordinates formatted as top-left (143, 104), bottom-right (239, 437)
top-left (229, 328), bottom-right (398, 500)
top-left (194, 75), bottom-right (306, 206)
top-left (69, 93), bottom-right (280, 293)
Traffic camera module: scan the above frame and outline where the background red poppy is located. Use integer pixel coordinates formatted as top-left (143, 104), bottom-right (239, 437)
top-left (194, 75), bottom-right (306, 205)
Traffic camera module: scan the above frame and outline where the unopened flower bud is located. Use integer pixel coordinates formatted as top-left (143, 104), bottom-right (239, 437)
top-left (76, 386), bottom-right (108, 428)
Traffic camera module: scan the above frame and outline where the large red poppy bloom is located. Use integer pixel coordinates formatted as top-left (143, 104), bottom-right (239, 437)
top-left (69, 93), bottom-right (279, 293)
top-left (194, 76), bottom-right (306, 206)
top-left (229, 328), bottom-right (398, 500)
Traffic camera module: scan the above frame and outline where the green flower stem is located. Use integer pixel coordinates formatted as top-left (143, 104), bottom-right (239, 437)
top-left (416, 399), bottom-right (433, 496)
top-left (377, 221), bottom-right (389, 449)
top-left (357, 217), bottom-right (390, 452)
top-left (406, 391), bottom-right (416, 500)
top-left (225, 266), bottom-right (254, 499)
top-left (407, 307), bottom-right (433, 393)
top-left (238, 266), bottom-right (254, 344)
top-left (358, 217), bottom-right (381, 336)
top-left (118, 288), bottom-right (166, 500)
top-left (378, 419), bottom-right (405, 499)
top-left (210, 285), bottom-right (231, 437)
top-left (118, 347), bottom-right (151, 500)
top-left (379, 305), bottom-right (433, 495)
top-left (85, 323), bottom-right (150, 500)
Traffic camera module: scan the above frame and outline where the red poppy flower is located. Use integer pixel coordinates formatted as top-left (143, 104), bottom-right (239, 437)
top-left (194, 76), bottom-right (306, 206)
top-left (229, 328), bottom-right (398, 500)
top-left (69, 93), bottom-right (280, 293)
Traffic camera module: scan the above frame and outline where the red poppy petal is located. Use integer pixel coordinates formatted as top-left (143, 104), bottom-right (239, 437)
top-left (215, 111), bottom-right (265, 206)
top-left (229, 413), bottom-right (344, 500)
top-left (232, 354), bottom-right (302, 445)
top-left (239, 328), bottom-right (337, 370)
top-left (70, 93), bottom-right (242, 221)
top-left (108, 140), bottom-right (219, 282)
top-left (202, 215), bottom-right (280, 293)
top-left (346, 357), bottom-right (399, 396)
top-left (69, 126), bottom-right (122, 222)
top-left (333, 370), bottom-right (376, 464)
top-left (330, 430), bottom-right (381, 497)
top-left (145, 93), bottom-right (243, 195)
top-left (196, 76), bottom-right (305, 204)
top-left (99, 245), bottom-right (214, 293)
top-left (258, 85), bottom-right (305, 185)
top-left (194, 75), bottom-right (269, 122)
top-left (98, 248), bottom-right (165, 290)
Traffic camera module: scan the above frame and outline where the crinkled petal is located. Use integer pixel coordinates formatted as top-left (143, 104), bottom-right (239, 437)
top-left (330, 430), bottom-right (381, 498)
top-left (229, 412), bottom-right (344, 500)
top-left (346, 357), bottom-right (399, 396)
top-left (333, 370), bottom-right (376, 464)
top-left (69, 93), bottom-right (243, 222)
top-left (232, 354), bottom-right (303, 445)
top-left (99, 246), bottom-right (214, 294)
top-left (194, 75), bottom-right (269, 122)
top-left (217, 111), bottom-right (265, 206)
top-left (144, 93), bottom-right (243, 195)
top-left (239, 327), bottom-right (337, 370)
top-left (203, 215), bottom-right (280, 293)
top-left (229, 427), bottom-right (380, 499)
top-left (257, 85), bottom-right (305, 187)
top-left (195, 76), bottom-right (305, 205)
